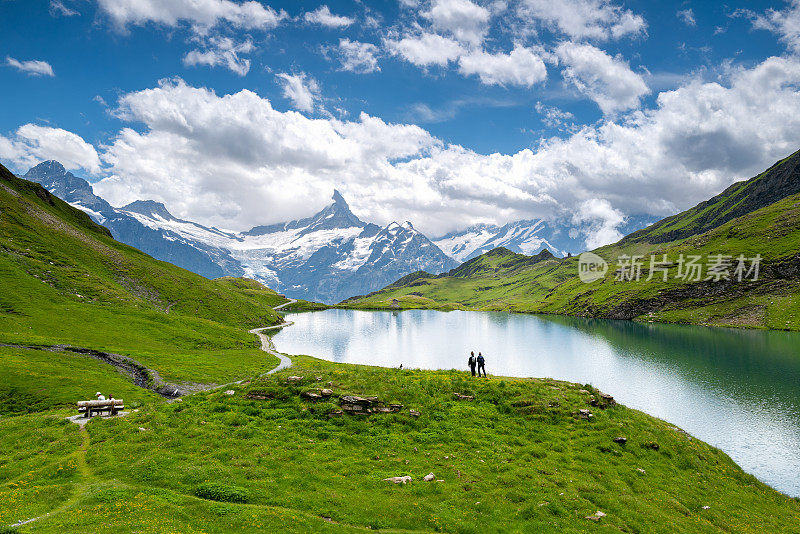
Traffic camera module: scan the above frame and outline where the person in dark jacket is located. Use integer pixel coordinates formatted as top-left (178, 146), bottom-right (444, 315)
top-left (477, 352), bottom-right (486, 377)
top-left (468, 351), bottom-right (477, 376)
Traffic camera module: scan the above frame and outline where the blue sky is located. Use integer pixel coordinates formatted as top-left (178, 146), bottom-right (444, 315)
top-left (2, 0), bottom-right (800, 243)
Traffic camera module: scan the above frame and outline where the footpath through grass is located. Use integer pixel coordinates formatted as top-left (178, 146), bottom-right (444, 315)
top-left (2, 353), bottom-right (799, 533)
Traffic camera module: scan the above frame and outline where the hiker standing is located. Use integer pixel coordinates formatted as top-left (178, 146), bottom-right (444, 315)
top-left (468, 351), bottom-right (477, 377)
top-left (477, 352), bottom-right (486, 377)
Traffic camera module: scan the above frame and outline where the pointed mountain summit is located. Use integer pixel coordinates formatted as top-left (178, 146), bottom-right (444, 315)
top-left (24, 160), bottom-right (114, 219)
top-left (122, 200), bottom-right (179, 221)
top-left (245, 190), bottom-right (365, 237)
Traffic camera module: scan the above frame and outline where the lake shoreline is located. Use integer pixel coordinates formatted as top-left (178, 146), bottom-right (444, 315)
top-left (273, 308), bottom-right (800, 497)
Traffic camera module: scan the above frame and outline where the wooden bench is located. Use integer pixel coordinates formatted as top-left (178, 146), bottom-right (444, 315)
top-left (77, 399), bottom-right (124, 418)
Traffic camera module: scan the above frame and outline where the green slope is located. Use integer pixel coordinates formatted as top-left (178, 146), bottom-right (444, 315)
top-left (3, 355), bottom-right (800, 532)
top-left (343, 153), bottom-right (800, 331)
top-left (0, 163), bottom-right (285, 392)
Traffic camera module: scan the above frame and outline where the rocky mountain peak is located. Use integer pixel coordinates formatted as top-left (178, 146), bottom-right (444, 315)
top-left (121, 200), bottom-right (178, 221)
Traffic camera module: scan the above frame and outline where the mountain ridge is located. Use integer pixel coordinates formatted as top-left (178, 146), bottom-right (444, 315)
top-left (343, 150), bottom-right (800, 331)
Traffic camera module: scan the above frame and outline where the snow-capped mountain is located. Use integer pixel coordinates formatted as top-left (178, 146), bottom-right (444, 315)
top-left (434, 219), bottom-right (579, 262)
top-left (23, 161), bottom-right (457, 303)
top-left (434, 216), bottom-right (655, 262)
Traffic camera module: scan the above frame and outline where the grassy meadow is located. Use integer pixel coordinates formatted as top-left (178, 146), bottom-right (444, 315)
top-left (2, 354), bottom-right (800, 533)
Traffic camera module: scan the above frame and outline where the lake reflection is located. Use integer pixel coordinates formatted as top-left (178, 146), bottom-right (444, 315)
top-left (272, 309), bottom-right (800, 496)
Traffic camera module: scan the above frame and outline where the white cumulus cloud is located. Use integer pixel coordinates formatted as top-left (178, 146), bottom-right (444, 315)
top-left (421, 0), bottom-right (491, 46)
top-left (517, 0), bottom-right (646, 41)
top-left (384, 33), bottom-right (465, 67)
top-left (458, 45), bottom-right (547, 87)
top-left (183, 37), bottom-right (254, 76)
top-left (555, 42), bottom-right (649, 114)
top-left (336, 39), bottom-right (381, 73)
top-left (304, 5), bottom-right (354, 28)
top-left (0, 124), bottom-right (101, 174)
top-left (96, 0), bottom-right (287, 31)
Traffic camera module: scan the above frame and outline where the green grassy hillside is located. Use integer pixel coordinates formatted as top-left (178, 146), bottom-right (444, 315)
top-left (2, 355), bottom-right (799, 532)
top-left (0, 164), bottom-right (285, 392)
top-left (343, 154), bottom-right (800, 331)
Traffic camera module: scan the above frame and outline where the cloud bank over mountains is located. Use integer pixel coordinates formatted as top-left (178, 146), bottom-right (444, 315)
top-left (4, 0), bottom-right (800, 248)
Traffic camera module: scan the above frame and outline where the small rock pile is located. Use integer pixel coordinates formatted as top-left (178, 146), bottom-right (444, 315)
top-left (339, 395), bottom-right (405, 415)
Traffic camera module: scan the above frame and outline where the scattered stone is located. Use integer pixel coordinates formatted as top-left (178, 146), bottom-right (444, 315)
top-left (383, 476), bottom-right (412, 484)
top-left (413, 447), bottom-right (418, 452)
top-left (138, 427), bottom-right (147, 432)
top-left (452, 393), bottom-right (474, 401)
top-left (637, 468), bottom-right (646, 474)
top-left (322, 516), bottom-right (333, 523)
top-left (585, 511), bottom-right (606, 521)
top-left (613, 437), bottom-right (627, 444)
top-left (645, 442), bottom-right (660, 451)
top-left (224, 390), bottom-right (235, 396)
top-left (702, 506), bottom-right (710, 510)
top-left (388, 403), bottom-right (403, 412)
top-left (579, 389), bottom-right (590, 394)
top-left (423, 473), bottom-right (435, 482)
top-left (315, 376), bottom-right (322, 381)
top-left (578, 409), bottom-right (593, 419)
top-left (320, 389), bottom-right (333, 397)
top-left (409, 409), bottom-right (421, 418)
top-left (600, 393), bottom-right (616, 406)
top-left (287, 376), bottom-right (304, 382)
top-left (340, 395), bottom-right (372, 406)
top-left (548, 401), bottom-right (560, 408)
top-left (328, 410), bottom-right (343, 417)
top-left (301, 391), bottom-right (322, 400)
top-left (246, 393), bottom-right (267, 400)
top-left (373, 406), bottom-right (394, 413)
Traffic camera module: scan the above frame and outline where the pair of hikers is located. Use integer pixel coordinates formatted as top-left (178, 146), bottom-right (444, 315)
top-left (468, 351), bottom-right (486, 377)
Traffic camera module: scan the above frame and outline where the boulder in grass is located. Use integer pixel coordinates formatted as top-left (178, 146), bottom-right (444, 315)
top-left (600, 393), bottom-right (616, 406)
top-left (579, 409), bottom-right (593, 419)
top-left (423, 473), bottom-right (435, 482)
top-left (287, 376), bottom-right (304, 383)
top-left (453, 393), bottom-right (474, 401)
top-left (585, 511), bottom-right (606, 521)
top-left (340, 395), bottom-right (372, 407)
top-left (388, 403), bottom-right (403, 412)
top-left (320, 389), bottom-right (334, 397)
top-left (384, 476), bottom-right (412, 484)
top-left (301, 391), bottom-right (322, 400)
top-left (409, 409), bottom-right (421, 418)
top-left (613, 437), bottom-right (627, 444)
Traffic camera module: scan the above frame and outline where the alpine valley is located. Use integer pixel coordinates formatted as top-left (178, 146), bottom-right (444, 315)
top-left (22, 161), bottom-right (651, 303)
